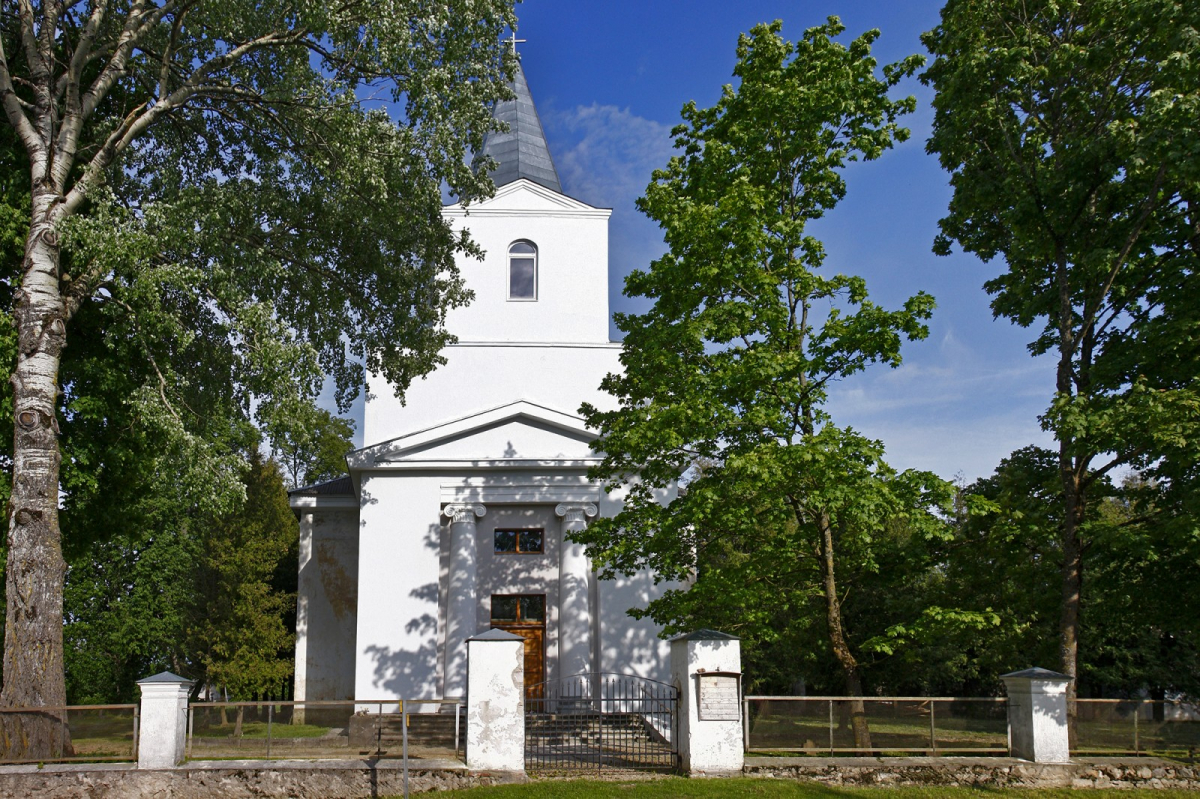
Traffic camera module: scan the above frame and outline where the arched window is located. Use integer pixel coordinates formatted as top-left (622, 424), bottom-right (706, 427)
top-left (508, 240), bottom-right (537, 300)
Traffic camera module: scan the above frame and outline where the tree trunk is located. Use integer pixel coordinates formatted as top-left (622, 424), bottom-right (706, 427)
top-left (1054, 251), bottom-right (1083, 749)
top-left (815, 513), bottom-right (871, 750)
top-left (0, 188), bottom-right (72, 760)
top-left (1059, 460), bottom-right (1084, 748)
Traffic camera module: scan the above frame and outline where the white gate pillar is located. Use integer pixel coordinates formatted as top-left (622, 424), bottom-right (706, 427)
top-left (671, 630), bottom-right (744, 775)
top-left (136, 672), bottom-right (192, 769)
top-left (556, 502), bottom-right (597, 679)
top-left (1001, 667), bottom-right (1073, 763)
top-left (466, 628), bottom-right (526, 772)
top-left (444, 503), bottom-right (486, 699)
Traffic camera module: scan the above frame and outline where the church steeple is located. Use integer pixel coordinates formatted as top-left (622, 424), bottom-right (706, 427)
top-left (480, 60), bottom-right (563, 194)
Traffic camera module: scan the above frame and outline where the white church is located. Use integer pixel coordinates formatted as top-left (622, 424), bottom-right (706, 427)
top-left (289, 60), bottom-right (676, 704)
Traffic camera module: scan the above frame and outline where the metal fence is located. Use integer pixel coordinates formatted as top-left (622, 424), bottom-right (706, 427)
top-left (524, 673), bottom-right (679, 772)
top-left (0, 704), bottom-right (138, 764)
top-left (744, 696), bottom-right (1009, 755)
top-left (1074, 699), bottom-right (1200, 756)
top-left (186, 699), bottom-right (462, 761)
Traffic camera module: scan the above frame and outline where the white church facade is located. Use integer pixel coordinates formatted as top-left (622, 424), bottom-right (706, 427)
top-left (290, 61), bottom-right (676, 704)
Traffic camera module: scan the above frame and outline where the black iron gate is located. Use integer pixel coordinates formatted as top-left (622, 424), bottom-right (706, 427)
top-left (525, 673), bottom-right (678, 772)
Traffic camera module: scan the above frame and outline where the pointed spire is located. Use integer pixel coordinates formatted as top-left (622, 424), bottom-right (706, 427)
top-left (480, 60), bottom-right (563, 194)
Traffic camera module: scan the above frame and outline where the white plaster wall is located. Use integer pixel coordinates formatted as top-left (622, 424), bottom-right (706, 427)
top-left (396, 419), bottom-right (594, 461)
top-left (136, 684), bottom-right (190, 769)
top-left (597, 571), bottom-right (675, 683)
top-left (443, 185), bottom-right (611, 344)
top-left (354, 472), bottom-right (445, 699)
top-left (365, 343), bottom-right (622, 447)
top-left (295, 509), bottom-right (359, 701)
top-left (465, 635), bottom-right (526, 772)
top-left (596, 484), bottom-right (678, 683)
top-left (671, 638), bottom-right (744, 775)
top-left (1006, 681), bottom-right (1071, 763)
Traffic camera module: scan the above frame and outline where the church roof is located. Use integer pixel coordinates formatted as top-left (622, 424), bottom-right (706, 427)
top-left (290, 475), bottom-right (353, 497)
top-left (480, 60), bottom-right (563, 194)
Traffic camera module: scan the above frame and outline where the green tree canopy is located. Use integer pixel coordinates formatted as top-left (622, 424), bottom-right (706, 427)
top-left (273, 408), bottom-right (356, 490)
top-left (579, 19), bottom-right (969, 747)
top-left (0, 0), bottom-right (516, 755)
top-left (922, 0), bottom-right (1200, 722)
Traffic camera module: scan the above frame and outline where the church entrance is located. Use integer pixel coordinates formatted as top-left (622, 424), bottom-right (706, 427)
top-left (490, 594), bottom-right (546, 698)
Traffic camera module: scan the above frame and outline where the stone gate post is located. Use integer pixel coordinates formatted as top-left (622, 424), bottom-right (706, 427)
top-left (671, 629), bottom-right (743, 775)
top-left (466, 628), bottom-right (526, 773)
top-left (136, 672), bottom-right (192, 769)
top-left (1001, 667), bottom-right (1073, 763)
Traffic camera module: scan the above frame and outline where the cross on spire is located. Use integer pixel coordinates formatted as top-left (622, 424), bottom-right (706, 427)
top-left (507, 31), bottom-right (526, 53)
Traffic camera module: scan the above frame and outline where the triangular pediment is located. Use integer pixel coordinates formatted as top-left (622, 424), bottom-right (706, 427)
top-left (443, 180), bottom-right (609, 217)
top-left (350, 400), bottom-right (598, 468)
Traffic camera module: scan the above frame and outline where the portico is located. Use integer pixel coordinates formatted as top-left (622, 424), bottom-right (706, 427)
top-left (290, 58), bottom-right (677, 706)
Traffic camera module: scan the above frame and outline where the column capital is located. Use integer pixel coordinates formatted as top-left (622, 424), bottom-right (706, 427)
top-left (443, 503), bottom-right (487, 524)
top-left (556, 503), bottom-right (598, 524)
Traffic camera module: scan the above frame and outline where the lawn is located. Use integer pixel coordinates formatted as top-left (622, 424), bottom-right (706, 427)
top-left (406, 780), bottom-right (1200, 799)
top-left (191, 721), bottom-right (333, 739)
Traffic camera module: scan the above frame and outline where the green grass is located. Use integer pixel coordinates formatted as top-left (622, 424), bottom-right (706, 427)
top-left (389, 780), bottom-right (1199, 798)
top-left (191, 721), bottom-right (333, 739)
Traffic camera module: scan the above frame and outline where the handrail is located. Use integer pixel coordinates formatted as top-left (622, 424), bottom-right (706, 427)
top-left (187, 698), bottom-right (462, 707)
top-left (0, 703), bottom-right (137, 712)
top-left (525, 672), bottom-right (678, 693)
top-left (744, 691), bottom-right (1008, 695)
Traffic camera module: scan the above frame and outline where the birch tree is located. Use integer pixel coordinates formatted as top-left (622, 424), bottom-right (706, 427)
top-left (0, 0), bottom-right (515, 756)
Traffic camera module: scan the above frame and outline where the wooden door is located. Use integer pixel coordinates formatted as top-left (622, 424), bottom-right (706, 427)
top-left (490, 594), bottom-right (546, 698)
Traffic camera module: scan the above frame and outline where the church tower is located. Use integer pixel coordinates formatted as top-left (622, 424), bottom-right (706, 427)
top-left (291, 57), bottom-right (673, 707)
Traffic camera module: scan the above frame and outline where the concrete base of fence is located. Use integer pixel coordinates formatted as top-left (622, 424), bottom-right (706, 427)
top-left (743, 756), bottom-right (1199, 789)
top-left (0, 759), bottom-right (527, 798)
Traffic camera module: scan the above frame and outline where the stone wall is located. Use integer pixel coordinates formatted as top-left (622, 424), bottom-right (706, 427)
top-left (0, 760), bottom-right (524, 799)
top-left (744, 756), bottom-right (1199, 789)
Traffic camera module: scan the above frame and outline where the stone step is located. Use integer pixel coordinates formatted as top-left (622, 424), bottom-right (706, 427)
top-left (348, 712), bottom-right (462, 748)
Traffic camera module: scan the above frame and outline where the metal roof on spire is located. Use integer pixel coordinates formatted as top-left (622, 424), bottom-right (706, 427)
top-left (480, 56), bottom-right (563, 194)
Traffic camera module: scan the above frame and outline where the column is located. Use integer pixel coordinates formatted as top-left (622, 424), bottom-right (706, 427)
top-left (1001, 667), bottom-right (1072, 763)
top-left (136, 672), bottom-right (192, 769)
top-left (443, 503), bottom-right (486, 699)
top-left (556, 502), bottom-right (597, 679)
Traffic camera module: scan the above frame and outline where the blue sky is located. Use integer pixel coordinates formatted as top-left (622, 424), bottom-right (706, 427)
top-left (340, 1), bottom-right (1057, 483)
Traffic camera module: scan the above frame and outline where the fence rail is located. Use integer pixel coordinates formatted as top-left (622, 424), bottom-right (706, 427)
top-left (743, 696), bottom-right (1009, 755)
top-left (1074, 699), bottom-right (1200, 756)
top-left (0, 704), bottom-right (138, 764)
top-left (185, 698), bottom-right (463, 762)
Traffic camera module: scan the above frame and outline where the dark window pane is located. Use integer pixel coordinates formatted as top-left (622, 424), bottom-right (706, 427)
top-left (491, 596), bottom-right (519, 622)
top-left (518, 529), bottom-right (544, 553)
top-left (510, 258), bottom-right (535, 298)
top-left (494, 530), bottom-right (518, 552)
top-left (519, 595), bottom-right (546, 622)
top-left (510, 241), bottom-right (536, 255)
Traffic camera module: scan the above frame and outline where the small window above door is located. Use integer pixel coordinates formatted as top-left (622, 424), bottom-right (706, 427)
top-left (491, 594), bottom-right (546, 624)
top-left (494, 528), bottom-right (544, 554)
top-left (508, 240), bottom-right (537, 301)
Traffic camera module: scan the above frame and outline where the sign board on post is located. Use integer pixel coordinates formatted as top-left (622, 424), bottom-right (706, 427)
top-left (670, 630), bottom-right (744, 775)
top-left (696, 669), bottom-right (741, 722)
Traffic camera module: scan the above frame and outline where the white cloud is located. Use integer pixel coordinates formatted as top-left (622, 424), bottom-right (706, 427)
top-left (549, 103), bottom-right (675, 211)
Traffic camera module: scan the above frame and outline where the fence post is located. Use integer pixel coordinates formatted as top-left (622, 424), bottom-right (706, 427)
top-left (1000, 667), bottom-right (1072, 763)
top-left (465, 629), bottom-right (525, 772)
top-left (929, 700), bottom-right (937, 755)
top-left (1134, 701), bottom-right (1140, 755)
top-left (136, 672), bottom-right (193, 769)
top-left (670, 629), bottom-right (743, 776)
